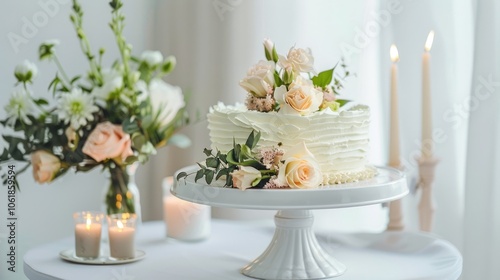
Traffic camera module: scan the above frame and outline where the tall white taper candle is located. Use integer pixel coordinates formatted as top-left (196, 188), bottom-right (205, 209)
top-left (389, 44), bottom-right (400, 167)
top-left (387, 44), bottom-right (404, 231)
top-left (422, 30), bottom-right (434, 159)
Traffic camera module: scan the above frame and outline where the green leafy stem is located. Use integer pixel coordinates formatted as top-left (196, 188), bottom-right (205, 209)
top-left (177, 131), bottom-right (274, 188)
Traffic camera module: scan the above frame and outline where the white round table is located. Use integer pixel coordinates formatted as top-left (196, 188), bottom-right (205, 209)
top-left (23, 220), bottom-right (462, 280)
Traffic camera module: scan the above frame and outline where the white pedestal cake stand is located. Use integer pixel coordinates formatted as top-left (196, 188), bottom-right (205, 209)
top-left (173, 166), bottom-right (408, 280)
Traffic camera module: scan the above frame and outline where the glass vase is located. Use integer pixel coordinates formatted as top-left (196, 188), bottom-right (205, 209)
top-left (103, 163), bottom-right (142, 224)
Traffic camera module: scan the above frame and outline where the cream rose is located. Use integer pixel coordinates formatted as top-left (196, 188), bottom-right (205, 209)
top-left (239, 60), bottom-right (275, 97)
top-left (148, 79), bottom-right (185, 128)
top-left (274, 78), bottom-right (323, 115)
top-left (278, 47), bottom-right (316, 74)
top-left (31, 150), bottom-right (61, 184)
top-left (277, 142), bottom-right (322, 189)
top-left (231, 166), bottom-right (262, 190)
top-left (82, 122), bottom-right (134, 163)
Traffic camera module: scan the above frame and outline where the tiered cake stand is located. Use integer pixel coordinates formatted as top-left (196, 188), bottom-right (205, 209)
top-left (173, 166), bottom-right (408, 280)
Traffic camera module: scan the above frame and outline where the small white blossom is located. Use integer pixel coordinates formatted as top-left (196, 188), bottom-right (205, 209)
top-left (14, 60), bottom-right (38, 83)
top-left (141, 50), bottom-right (163, 67)
top-left (4, 88), bottom-right (36, 125)
top-left (58, 88), bottom-right (99, 130)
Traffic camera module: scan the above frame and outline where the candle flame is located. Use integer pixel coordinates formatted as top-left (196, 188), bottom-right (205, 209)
top-left (117, 220), bottom-right (124, 230)
top-left (86, 218), bottom-right (91, 230)
top-left (424, 30), bottom-right (434, 52)
top-left (390, 44), bottom-right (399, 62)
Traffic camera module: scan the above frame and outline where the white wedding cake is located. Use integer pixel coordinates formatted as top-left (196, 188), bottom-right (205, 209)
top-left (189, 39), bottom-right (376, 189)
top-left (208, 102), bottom-right (375, 185)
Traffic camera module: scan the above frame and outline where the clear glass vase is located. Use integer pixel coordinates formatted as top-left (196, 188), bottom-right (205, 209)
top-left (102, 163), bottom-right (142, 224)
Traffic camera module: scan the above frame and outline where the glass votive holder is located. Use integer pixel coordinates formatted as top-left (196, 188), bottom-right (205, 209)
top-left (107, 213), bottom-right (137, 260)
top-left (73, 211), bottom-right (104, 259)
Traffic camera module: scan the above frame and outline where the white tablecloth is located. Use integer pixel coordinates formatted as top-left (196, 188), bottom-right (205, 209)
top-left (24, 220), bottom-right (462, 280)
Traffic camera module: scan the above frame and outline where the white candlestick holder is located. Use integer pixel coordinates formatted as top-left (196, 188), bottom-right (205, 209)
top-left (386, 164), bottom-right (405, 231)
top-left (417, 156), bottom-right (440, 232)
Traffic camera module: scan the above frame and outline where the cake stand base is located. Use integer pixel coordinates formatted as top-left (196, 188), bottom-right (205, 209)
top-left (241, 210), bottom-right (346, 279)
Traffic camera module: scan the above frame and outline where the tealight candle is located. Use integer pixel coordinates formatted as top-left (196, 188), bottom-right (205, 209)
top-left (73, 211), bottom-right (104, 259)
top-left (107, 213), bottom-right (137, 259)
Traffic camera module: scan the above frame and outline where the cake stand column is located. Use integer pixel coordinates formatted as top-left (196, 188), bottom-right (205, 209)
top-left (241, 209), bottom-right (346, 280)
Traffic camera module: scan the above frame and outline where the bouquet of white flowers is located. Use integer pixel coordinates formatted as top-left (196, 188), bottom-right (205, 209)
top-left (0, 0), bottom-right (189, 215)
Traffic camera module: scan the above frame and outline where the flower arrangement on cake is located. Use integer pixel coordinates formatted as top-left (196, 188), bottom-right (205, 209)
top-left (177, 39), bottom-right (375, 190)
top-left (241, 38), bottom-right (351, 114)
top-left (0, 0), bottom-right (189, 214)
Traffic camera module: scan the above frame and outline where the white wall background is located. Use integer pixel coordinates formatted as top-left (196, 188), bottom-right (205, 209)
top-left (0, 0), bottom-right (489, 279)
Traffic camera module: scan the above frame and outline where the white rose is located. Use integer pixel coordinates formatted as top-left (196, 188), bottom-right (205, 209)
top-left (278, 47), bottom-right (316, 74)
top-left (231, 166), bottom-right (262, 190)
top-left (149, 79), bottom-right (185, 127)
top-left (274, 78), bottom-right (323, 115)
top-left (277, 142), bottom-right (322, 189)
top-left (14, 60), bottom-right (38, 83)
top-left (239, 60), bottom-right (275, 97)
top-left (141, 50), bottom-right (163, 67)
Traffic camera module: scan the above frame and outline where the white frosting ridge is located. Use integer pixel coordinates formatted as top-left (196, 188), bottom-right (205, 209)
top-left (207, 102), bottom-right (375, 184)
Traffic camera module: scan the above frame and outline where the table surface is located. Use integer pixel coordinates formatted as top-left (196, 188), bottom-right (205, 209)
top-left (24, 220), bottom-right (462, 280)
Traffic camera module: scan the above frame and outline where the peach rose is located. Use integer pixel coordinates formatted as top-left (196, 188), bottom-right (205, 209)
top-left (82, 122), bottom-right (133, 163)
top-left (31, 150), bottom-right (61, 184)
top-left (277, 142), bottom-right (322, 189)
top-left (274, 77), bottom-right (323, 115)
top-left (231, 166), bottom-right (262, 190)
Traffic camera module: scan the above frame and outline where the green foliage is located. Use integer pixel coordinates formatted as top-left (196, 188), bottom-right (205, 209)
top-left (312, 67), bottom-right (334, 89)
top-left (177, 131), bottom-right (269, 188)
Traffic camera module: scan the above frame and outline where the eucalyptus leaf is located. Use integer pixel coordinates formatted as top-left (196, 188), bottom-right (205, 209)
top-left (122, 118), bottom-right (139, 134)
top-left (206, 157), bottom-right (219, 169)
top-left (176, 171), bottom-right (187, 181)
top-left (205, 169), bottom-right (214, 184)
top-left (203, 148), bottom-right (213, 157)
top-left (195, 168), bottom-right (204, 182)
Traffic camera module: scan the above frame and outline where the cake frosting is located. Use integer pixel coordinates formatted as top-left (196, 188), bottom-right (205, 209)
top-left (208, 102), bottom-right (376, 185)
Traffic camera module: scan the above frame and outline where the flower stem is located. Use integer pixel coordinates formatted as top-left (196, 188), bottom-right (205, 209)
top-left (71, 0), bottom-right (103, 86)
top-left (109, 1), bottom-right (132, 89)
top-left (52, 55), bottom-right (71, 89)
